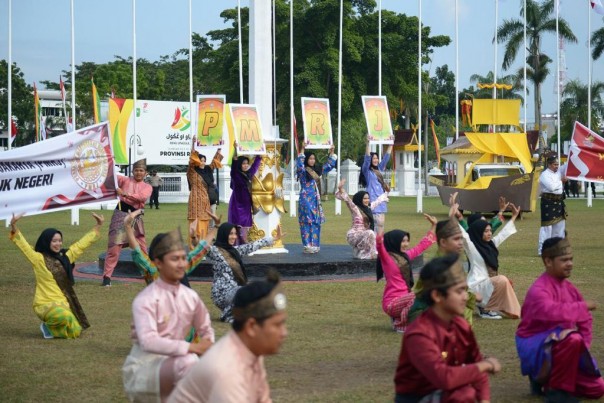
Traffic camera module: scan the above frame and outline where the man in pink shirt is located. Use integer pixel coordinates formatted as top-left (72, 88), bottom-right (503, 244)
top-left (169, 272), bottom-right (288, 403)
top-left (102, 158), bottom-right (153, 286)
top-left (122, 228), bottom-right (215, 402)
top-left (516, 237), bottom-right (604, 402)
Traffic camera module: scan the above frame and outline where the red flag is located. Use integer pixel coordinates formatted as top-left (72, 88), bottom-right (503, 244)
top-left (59, 77), bottom-right (66, 102)
top-left (566, 121), bottom-right (604, 182)
top-left (591, 0), bottom-right (604, 15)
top-left (10, 118), bottom-right (18, 144)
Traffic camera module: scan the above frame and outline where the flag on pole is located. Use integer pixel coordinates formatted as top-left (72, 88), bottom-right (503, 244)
top-left (566, 121), bottom-right (604, 183)
top-left (92, 77), bottom-right (101, 124)
top-left (591, 0), bottom-right (604, 14)
top-left (59, 76), bottom-right (69, 131)
top-left (430, 118), bottom-right (441, 169)
top-left (33, 83), bottom-right (46, 142)
top-left (10, 118), bottom-right (18, 145)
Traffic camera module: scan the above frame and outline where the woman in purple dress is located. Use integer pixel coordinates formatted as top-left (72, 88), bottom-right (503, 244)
top-left (227, 144), bottom-right (262, 244)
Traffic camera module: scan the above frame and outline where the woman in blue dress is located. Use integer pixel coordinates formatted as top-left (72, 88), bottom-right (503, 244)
top-left (360, 138), bottom-right (393, 233)
top-left (296, 145), bottom-right (337, 253)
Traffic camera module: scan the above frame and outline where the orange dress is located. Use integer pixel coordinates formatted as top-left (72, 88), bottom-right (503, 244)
top-left (187, 151), bottom-right (222, 243)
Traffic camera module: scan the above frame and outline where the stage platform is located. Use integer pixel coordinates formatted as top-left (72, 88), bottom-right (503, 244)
top-left (77, 244), bottom-right (424, 281)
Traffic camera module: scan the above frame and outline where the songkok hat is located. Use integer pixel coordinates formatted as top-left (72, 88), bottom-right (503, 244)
top-left (541, 237), bottom-right (572, 259)
top-left (232, 271), bottom-right (287, 321)
top-left (436, 219), bottom-right (461, 241)
top-left (133, 158), bottom-right (147, 170)
top-left (419, 254), bottom-right (466, 298)
top-left (148, 228), bottom-right (185, 260)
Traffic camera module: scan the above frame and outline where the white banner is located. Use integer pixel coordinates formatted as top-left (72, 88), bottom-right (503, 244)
top-left (0, 123), bottom-right (119, 220)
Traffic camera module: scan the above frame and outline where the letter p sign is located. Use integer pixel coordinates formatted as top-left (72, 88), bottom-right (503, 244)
top-left (201, 111), bottom-right (219, 136)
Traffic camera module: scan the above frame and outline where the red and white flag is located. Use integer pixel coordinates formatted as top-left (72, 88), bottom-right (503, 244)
top-left (566, 121), bottom-right (604, 183)
top-left (59, 77), bottom-right (66, 103)
top-left (591, 0), bottom-right (604, 15)
top-left (10, 118), bottom-right (18, 145)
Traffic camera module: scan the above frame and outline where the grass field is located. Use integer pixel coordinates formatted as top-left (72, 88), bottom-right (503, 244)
top-left (1, 197), bottom-right (603, 402)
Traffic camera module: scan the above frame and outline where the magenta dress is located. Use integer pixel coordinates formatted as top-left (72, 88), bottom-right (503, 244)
top-left (227, 156), bottom-right (261, 227)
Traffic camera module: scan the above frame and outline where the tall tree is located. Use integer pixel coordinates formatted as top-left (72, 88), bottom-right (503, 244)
top-left (592, 26), bottom-right (604, 61)
top-left (497, 0), bottom-right (576, 130)
top-left (0, 60), bottom-right (35, 145)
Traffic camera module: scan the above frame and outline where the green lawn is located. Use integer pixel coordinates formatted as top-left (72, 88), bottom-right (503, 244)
top-left (1, 197), bottom-right (603, 402)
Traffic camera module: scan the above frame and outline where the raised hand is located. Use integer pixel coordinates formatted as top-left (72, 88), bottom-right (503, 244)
top-left (92, 213), bottom-right (105, 226)
top-left (338, 178), bottom-right (346, 191)
top-left (510, 203), bottom-right (521, 221)
top-left (498, 196), bottom-right (510, 212)
top-left (10, 213), bottom-right (25, 233)
top-left (423, 213), bottom-right (438, 226)
top-left (124, 210), bottom-right (143, 226)
top-left (448, 191), bottom-right (459, 207)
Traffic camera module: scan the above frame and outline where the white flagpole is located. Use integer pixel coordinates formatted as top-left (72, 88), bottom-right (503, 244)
top-left (555, 0), bottom-right (560, 163)
top-left (289, 0), bottom-right (296, 217)
top-left (378, 0), bottom-right (382, 96)
top-left (237, 0), bottom-right (244, 103)
top-left (7, 0), bottom-right (12, 150)
top-left (493, 0), bottom-right (498, 100)
top-left (335, 0), bottom-right (343, 215)
top-left (132, 0), bottom-right (138, 162)
top-left (272, 0), bottom-right (277, 126)
top-left (417, 0), bottom-right (423, 213)
top-left (523, 0), bottom-right (527, 131)
top-left (455, 0), bottom-right (459, 141)
top-left (70, 0), bottom-right (76, 130)
top-left (588, 1), bottom-right (593, 207)
top-left (189, 0), bottom-right (193, 142)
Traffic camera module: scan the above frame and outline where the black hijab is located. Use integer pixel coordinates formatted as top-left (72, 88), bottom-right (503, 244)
top-left (303, 151), bottom-right (323, 181)
top-left (467, 213), bottom-right (484, 227)
top-left (352, 191), bottom-right (374, 231)
top-left (193, 152), bottom-right (216, 188)
top-left (214, 223), bottom-right (246, 276)
top-left (231, 156), bottom-right (253, 190)
top-left (35, 228), bottom-right (74, 284)
top-left (376, 230), bottom-right (411, 284)
top-left (468, 220), bottom-right (499, 271)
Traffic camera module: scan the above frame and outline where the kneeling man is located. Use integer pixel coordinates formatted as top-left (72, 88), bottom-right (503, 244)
top-left (169, 271), bottom-right (288, 403)
top-left (122, 229), bottom-right (215, 402)
top-left (516, 237), bottom-right (604, 402)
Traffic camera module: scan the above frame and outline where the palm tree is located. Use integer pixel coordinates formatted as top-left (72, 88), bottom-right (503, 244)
top-left (560, 79), bottom-right (604, 141)
top-left (469, 70), bottom-right (524, 101)
top-left (592, 26), bottom-right (604, 61)
top-left (497, 0), bottom-right (577, 131)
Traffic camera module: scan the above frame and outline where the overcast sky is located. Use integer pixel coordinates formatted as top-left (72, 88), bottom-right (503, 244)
top-left (1, 0), bottom-right (602, 124)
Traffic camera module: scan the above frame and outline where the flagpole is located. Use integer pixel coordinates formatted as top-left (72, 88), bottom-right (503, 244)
top-left (289, 0), bottom-right (296, 217)
top-left (272, 0), bottom-right (277, 126)
top-left (70, 0), bottom-right (76, 130)
top-left (335, 0), bottom-right (343, 215)
top-left (523, 0), bottom-right (527, 132)
top-left (188, 0), bottom-right (193, 142)
top-left (587, 1), bottom-right (593, 207)
top-left (555, 0), bottom-right (560, 163)
top-left (238, 0), bottom-right (244, 103)
top-left (132, 0), bottom-right (138, 164)
top-left (417, 0), bottom-right (423, 213)
top-left (455, 0), bottom-right (459, 141)
top-left (378, 0), bottom-right (382, 96)
top-left (493, 0), bottom-right (498, 101)
top-left (7, 0), bottom-right (12, 150)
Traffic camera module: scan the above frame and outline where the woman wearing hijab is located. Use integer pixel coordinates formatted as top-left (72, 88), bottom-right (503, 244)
top-left (376, 214), bottom-right (437, 333)
top-left (360, 138), bottom-right (393, 233)
top-left (335, 179), bottom-right (388, 259)
top-left (206, 222), bottom-right (283, 322)
top-left (227, 143), bottom-right (262, 244)
top-left (187, 137), bottom-right (223, 248)
top-left (296, 145), bottom-right (337, 253)
top-left (455, 203), bottom-right (522, 319)
top-left (9, 212), bottom-right (104, 339)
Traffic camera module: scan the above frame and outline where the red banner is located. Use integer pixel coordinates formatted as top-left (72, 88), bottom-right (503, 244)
top-left (566, 121), bottom-right (604, 183)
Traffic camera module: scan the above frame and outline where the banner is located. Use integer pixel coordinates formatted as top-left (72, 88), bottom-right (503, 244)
top-left (301, 98), bottom-right (333, 149)
top-left (108, 99), bottom-right (195, 165)
top-left (0, 123), bottom-right (118, 220)
top-left (228, 104), bottom-right (266, 155)
top-left (362, 96), bottom-right (394, 145)
top-left (566, 121), bottom-right (604, 183)
top-left (196, 95), bottom-right (226, 147)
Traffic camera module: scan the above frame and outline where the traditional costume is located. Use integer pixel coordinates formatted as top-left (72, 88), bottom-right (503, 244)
top-left (538, 164), bottom-right (567, 255)
top-left (361, 151), bottom-right (390, 233)
top-left (376, 229), bottom-right (435, 332)
top-left (296, 151), bottom-right (337, 253)
top-left (462, 220), bottom-right (521, 318)
top-left (122, 229), bottom-right (215, 402)
top-left (187, 150), bottom-right (223, 248)
top-left (206, 223), bottom-right (274, 322)
top-left (228, 155), bottom-right (261, 244)
top-left (104, 159), bottom-right (152, 285)
top-left (516, 239), bottom-right (604, 400)
top-left (335, 189), bottom-right (387, 259)
top-left (10, 226), bottom-right (100, 338)
top-left (395, 259), bottom-right (490, 402)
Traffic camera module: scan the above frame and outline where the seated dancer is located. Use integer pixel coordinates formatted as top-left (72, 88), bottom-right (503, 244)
top-left (335, 179), bottom-right (388, 259)
top-left (360, 138), bottom-right (393, 233)
top-left (452, 202), bottom-right (522, 319)
top-left (296, 145), bottom-right (337, 253)
top-left (394, 254), bottom-right (501, 403)
top-left (122, 228), bottom-right (215, 402)
top-left (228, 142), bottom-right (262, 244)
top-left (123, 210), bottom-right (218, 285)
top-left (206, 222), bottom-right (284, 322)
top-left (103, 158), bottom-right (152, 286)
top-left (376, 214), bottom-right (437, 333)
top-left (187, 138), bottom-right (223, 248)
top-left (9, 212), bottom-right (104, 339)
top-left (516, 237), bottom-right (604, 402)
top-left (408, 218), bottom-right (479, 326)
top-left (169, 271), bottom-right (288, 403)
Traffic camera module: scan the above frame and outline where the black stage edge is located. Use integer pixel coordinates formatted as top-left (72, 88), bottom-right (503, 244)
top-left (78, 244), bottom-right (424, 281)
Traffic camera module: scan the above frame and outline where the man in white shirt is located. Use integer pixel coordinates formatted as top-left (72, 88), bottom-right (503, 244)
top-left (538, 156), bottom-right (568, 255)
